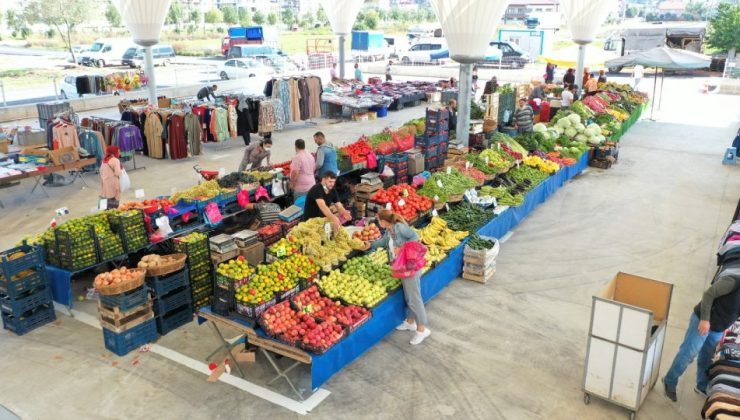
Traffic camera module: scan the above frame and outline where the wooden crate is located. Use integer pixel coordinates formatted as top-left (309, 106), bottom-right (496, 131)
top-left (99, 300), bottom-right (154, 333)
top-left (462, 268), bottom-right (495, 284)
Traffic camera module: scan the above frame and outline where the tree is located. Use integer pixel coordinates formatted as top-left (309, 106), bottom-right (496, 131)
top-left (625, 7), bottom-right (635, 18)
top-left (253, 11), bottom-right (265, 25)
top-left (706, 3), bottom-right (740, 58)
top-left (685, 1), bottom-right (706, 21)
top-left (6, 10), bottom-right (29, 37)
top-left (299, 12), bottom-right (314, 29)
top-left (364, 10), bottom-right (379, 29)
top-left (389, 7), bottom-right (402, 21)
top-left (222, 6), bottom-right (237, 25)
top-left (167, 2), bottom-right (184, 29)
top-left (281, 8), bottom-right (295, 27)
top-left (105, 2), bottom-right (121, 27)
top-left (316, 8), bottom-right (328, 26)
top-left (190, 9), bottom-right (200, 23)
top-left (267, 12), bottom-right (277, 26)
top-left (240, 15), bottom-right (253, 27)
top-left (205, 8), bottom-right (224, 24)
top-left (25, 0), bottom-right (92, 64)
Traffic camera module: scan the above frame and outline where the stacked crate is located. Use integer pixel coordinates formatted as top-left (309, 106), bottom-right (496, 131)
top-left (109, 210), bottom-right (149, 253)
top-left (0, 244), bottom-right (55, 335)
top-left (147, 268), bottom-right (193, 335)
top-left (462, 236), bottom-right (499, 284)
top-left (174, 233), bottom-right (212, 312)
top-left (383, 153), bottom-right (409, 184)
top-left (54, 226), bottom-right (97, 272)
top-left (414, 108), bottom-right (450, 170)
top-left (98, 284), bottom-right (158, 356)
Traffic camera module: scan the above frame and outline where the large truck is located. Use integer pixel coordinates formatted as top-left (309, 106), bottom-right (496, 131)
top-left (351, 31), bottom-right (386, 61)
top-left (603, 23), bottom-right (706, 73)
top-left (221, 26), bottom-right (265, 57)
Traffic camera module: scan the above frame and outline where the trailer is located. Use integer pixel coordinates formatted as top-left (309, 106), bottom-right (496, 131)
top-left (351, 31), bottom-right (386, 61)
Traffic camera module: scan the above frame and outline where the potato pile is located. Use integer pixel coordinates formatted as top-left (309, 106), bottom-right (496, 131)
top-left (137, 254), bottom-right (163, 269)
top-left (93, 267), bottom-right (139, 288)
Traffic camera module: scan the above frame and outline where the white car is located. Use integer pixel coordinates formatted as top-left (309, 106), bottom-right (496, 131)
top-left (219, 58), bottom-right (275, 80)
top-left (399, 39), bottom-right (447, 65)
top-left (67, 45), bottom-right (90, 64)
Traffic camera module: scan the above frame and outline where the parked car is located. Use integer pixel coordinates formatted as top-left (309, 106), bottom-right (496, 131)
top-left (259, 55), bottom-right (301, 74)
top-left (130, 45), bottom-right (176, 68)
top-left (58, 75), bottom-right (121, 99)
top-left (218, 58), bottom-right (275, 80)
top-left (488, 41), bottom-right (530, 69)
top-left (121, 46), bottom-right (143, 67)
top-left (67, 45), bottom-right (90, 64)
top-left (227, 44), bottom-right (284, 60)
top-left (80, 38), bottom-right (133, 67)
top-left (400, 38), bottom-right (447, 65)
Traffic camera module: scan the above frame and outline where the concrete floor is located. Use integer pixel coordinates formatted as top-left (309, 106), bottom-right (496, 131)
top-left (0, 76), bottom-right (739, 420)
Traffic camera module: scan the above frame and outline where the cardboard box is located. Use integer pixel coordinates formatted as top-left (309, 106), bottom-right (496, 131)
top-left (17, 130), bottom-right (47, 147)
top-left (239, 241), bottom-right (265, 266)
top-left (231, 347), bottom-right (256, 363)
top-left (408, 155), bottom-right (424, 175)
top-left (19, 147), bottom-right (51, 164)
top-left (210, 248), bottom-right (239, 265)
top-left (0, 140), bottom-right (11, 154)
top-left (50, 146), bottom-right (80, 166)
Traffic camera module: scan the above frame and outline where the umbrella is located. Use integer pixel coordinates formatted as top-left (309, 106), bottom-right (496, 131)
top-left (604, 46), bottom-right (711, 119)
top-left (431, 47), bottom-right (502, 61)
top-left (540, 44), bottom-right (618, 68)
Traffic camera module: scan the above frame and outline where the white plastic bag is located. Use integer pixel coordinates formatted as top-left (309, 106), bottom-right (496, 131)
top-left (271, 178), bottom-right (285, 198)
top-left (119, 169), bottom-right (131, 192)
top-left (155, 215), bottom-right (173, 236)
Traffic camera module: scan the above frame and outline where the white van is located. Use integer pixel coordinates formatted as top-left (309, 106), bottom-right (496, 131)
top-left (400, 38), bottom-right (447, 65)
top-left (81, 38), bottom-right (134, 67)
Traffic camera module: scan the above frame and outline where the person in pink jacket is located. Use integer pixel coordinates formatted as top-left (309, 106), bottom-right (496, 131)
top-left (100, 145), bottom-right (122, 209)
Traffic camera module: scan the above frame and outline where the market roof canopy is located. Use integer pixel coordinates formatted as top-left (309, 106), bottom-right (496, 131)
top-left (560, 0), bottom-right (618, 44)
top-left (604, 46), bottom-right (711, 69)
top-left (431, 47), bottom-right (502, 61)
top-left (540, 45), bottom-right (617, 68)
top-left (318, 0), bottom-right (365, 36)
top-left (429, 0), bottom-right (510, 63)
top-left (116, 0), bottom-right (172, 47)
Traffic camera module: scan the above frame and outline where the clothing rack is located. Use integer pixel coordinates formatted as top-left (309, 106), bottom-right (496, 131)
top-left (89, 116), bottom-right (146, 172)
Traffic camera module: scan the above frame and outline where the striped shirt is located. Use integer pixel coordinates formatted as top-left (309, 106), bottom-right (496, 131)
top-left (514, 105), bottom-right (534, 132)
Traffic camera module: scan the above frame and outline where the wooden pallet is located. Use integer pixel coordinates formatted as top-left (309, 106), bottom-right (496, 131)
top-left (99, 301), bottom-right (154, 333)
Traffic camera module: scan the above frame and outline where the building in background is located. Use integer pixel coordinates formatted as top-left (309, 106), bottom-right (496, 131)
top-left (504, 1), bottom-right (561, 22)
top-left (280, 0), bottom-right (319, 16)
top-left (658, 1), bottom-right (687, 18)
top-left (218, 0), bottom-right (280, 13)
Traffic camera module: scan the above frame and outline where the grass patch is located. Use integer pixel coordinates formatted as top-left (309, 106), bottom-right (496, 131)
top-left (0, 68), bottom-right (34, 78)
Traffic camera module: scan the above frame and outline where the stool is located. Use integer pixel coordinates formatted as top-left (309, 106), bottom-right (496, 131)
top-left (723, 147), bottom-right (737, 165)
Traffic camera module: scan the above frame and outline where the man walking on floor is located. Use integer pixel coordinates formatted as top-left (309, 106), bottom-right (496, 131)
top-left (663, 258), bottom-right (740, 401)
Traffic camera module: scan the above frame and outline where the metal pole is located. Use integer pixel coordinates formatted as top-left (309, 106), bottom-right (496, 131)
top-left (457, 63), bottom-right (473, 147)
top-left (575, 43), bottom-right (587, 94)
top-left (658, 69), bottom-right (664, 111)
top-left (145, 46), bottom-right (157, 106)
top-left (650, 67), bottom-right (658, 120)
top-left (53, 78), bottom-right (59, 100)
top-left (338, 34), bottom-right (346, 79)
top-left (0, 80), bottom-right (6, 107)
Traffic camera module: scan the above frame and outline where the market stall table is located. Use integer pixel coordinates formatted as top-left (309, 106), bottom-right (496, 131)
top-left (0, 157), bottom-right (95, 208)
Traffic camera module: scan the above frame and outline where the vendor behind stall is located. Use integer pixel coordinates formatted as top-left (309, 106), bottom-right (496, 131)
top-left (238, 139), bottom-right (272, 172)
top-left (242, 186), bottom-right (281, 230)
top-left (303, 171), bottom-right (351, 232)
top-left (313, 132), bottom-right (338, 177)
top-left (448, 99), bottom-right (458, 131)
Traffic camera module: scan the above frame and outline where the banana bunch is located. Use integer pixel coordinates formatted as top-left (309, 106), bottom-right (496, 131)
top-left (417, 217), bottom-right (468, 251)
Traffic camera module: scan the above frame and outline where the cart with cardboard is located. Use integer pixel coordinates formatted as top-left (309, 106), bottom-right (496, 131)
top-left (582, 272), bottom-right (673, 420)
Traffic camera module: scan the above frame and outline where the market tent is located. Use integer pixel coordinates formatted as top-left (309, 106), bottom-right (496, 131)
top-left (539, 44), bottom-right (617, 68)
top-left (431, 46), bottom-right (502, 61)
top-left (604, 46), bottom-right (711, 119)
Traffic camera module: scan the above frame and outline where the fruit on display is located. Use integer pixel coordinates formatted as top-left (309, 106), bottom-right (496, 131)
top-left (370, 184), bottom-right (432, 222)
top-left (317, 270), bottom-right (388, 308)
top-left (340, 139), bottom-right (372, 164)
top-left (343, 255), bottom-right (401, 291)
top-left (417, 169), bottom-right (478, 203)
top-left (118, 197), bottom-right (175, 212)
top-left (523, 155), bottom-right (560, 174)
top-left (417, 217), bottom-right (468, 251)
top-left (170, 180), bottom-right (222, 203)
top-left (257, 224), bottom-right (282, 239)
top-left (292, 286), bottom-right (371, 328)
top-left (369, 248), bottom-right (389, 265)
top-left (137, 254), bottom-right (164, 269)
top-left (259, 301), bottom-right (305, 336)
top-left (217, 256), bottom-right (255, 285)
top-left (244, 170), bottom-right (274, 181)
top-left (450, 162), bottom-right (486, 184)
top-left (93, 267), bottom-right (139, 288)
top-left (467, 234), bottom-right (497, 250)
top-left (441, 203), bottom-right (495, 232)
top-left (271, 160), bottom-right (292, 176)
top-left (108, 209), bottom-right (149, 251)
top-left (218, 172), bottom-right (258, 189)
top-left (301, 320), bottom-right (345, 352)
top-left (352, 223), bottom-right (381, 242)
top-left (235, 253), bottom-right (318, 305)
top-left (268, 237), bottom-right (301, 258)
top-left (288, 218), bottom-right (365, 270)
top-left (178, 231), bottom-right (208, 244)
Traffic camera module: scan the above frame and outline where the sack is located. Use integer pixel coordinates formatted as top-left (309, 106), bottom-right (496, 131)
top-left (119, 169), bottom-right (131, 192)
top-left (391, 241), bottom-right (427, 279)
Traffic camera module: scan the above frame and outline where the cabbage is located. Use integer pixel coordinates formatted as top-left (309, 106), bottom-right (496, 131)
top-left (588, 123), bottom-right (600, 131)
top-left (597, 135), bottom-right (606, 143)
top-left (554, 125), bottom-right (564, 135)
top-left (565, 127), bottom-right (578, 138)
top-left (547, 129), bottom-right (560, 140)
top-left (587, 136), bottom-right (601, 145)
top-left (533, 123), bottom-right (547, 133)
top-left (575, 134), bottom-right (587, 143)
top-left (557, 118), bottom-right (571, 128)
top-left (575, 123), bottom-right (586, 133)
top-left (568, 113), bottom-right (581, 124)
top-left (584, 126), bottom-right (599, 137)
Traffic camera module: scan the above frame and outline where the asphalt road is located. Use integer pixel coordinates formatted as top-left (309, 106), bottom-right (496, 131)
top-left (0, 45), bottom-right (68, 57)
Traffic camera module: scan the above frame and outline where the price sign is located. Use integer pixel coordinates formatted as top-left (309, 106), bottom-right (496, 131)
top-left (445, 203), bottom-right (450, 211)
top-left (516, 161), bottom-right (520, 168)
top-left (484, 156), bottom-right (490, 164)
top-left (446, 166), bottom-right (452, 175)
top-left (436, 179), bottom-right (444, 188)
top-left (135, 189), bottom-right (145, 199)
top-left (431, 209), bottom-right (439, 217)
top-left (433, 195), bottom-right (440, 202)
top-left (324, 223), bottom-right (332, 239)
top-left (385, 203), bottom-right (392, 210)
top-left (402, 189), bottom-right (409, 197)
top-left (497, 143), bottom-right (501, 150)
top-left (465, 161), bottom-right (471, 170)
top-left (97, 200), bottom-right (107, 211)
top-left (398, 199), bottom-right (405, 207)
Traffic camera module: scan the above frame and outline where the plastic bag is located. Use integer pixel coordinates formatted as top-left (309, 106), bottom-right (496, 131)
top-left (366, 152), bottom-right (378, 170)
top-left (391, 241), bottom-right (427, 279)
top-left (204, 202), bottom-right (223, 226)
top-left (155, 215), bottom-right (173, 236)
top-left (119, 169), bottom-right (131, 192)
top-left (271, 178), bottom-right (285, 198)
top-left (237, 189), bottom-right (251, 208)
top-left (377, 142), bottom-right (397, 155)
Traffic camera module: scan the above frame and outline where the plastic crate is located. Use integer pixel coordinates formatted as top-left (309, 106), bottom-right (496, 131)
top-left (146, 268), bottom-right (190, 298)
top-left (99, 285), bottom-right (149, 313)
top-left (152, 286), bottom-right (192, 316)
top-left (216, 189), bottom-right (239, 208)
top-left (156, 304), bottom-right (193, 335)
top-left (2, 304), bottom-right (56, 336)
top-left (37, 101), bottom-right (71, 122)
top-left (211, 284), bottom-right (234, 315)
top-left (175, 237), bottom-right (209, 261)
top-left (0, 286), bottom-right (52, 315)
top-left (418, 145), bottom-right (439, 158)
top-left (0, 243), bottom-right (45, 279)
top-left (102, 317), bottom-right (158, 356)
top-left (235, 297), bottom-right (276, 319)
top-left (276, 284), bottom-right (301, 302)
top-left (94, 232), bottom-right (125, 262)
top-left (109, 210), bottom-right (149, 252)
top-left (0, 266), bottom-right (48, 299)
top-left (426, 108), bottom-right (450, 121)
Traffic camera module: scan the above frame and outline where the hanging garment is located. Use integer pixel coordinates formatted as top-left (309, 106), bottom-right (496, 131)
top-left (227, 104), bottom-right (238, 138)
top-left (289, 78), bottom-right (302, 122)
top-left (184, 112), bottom-right (202, 156)
top-left (168, 113), bottom-right (188, 160)
top-left (213, 108), bottom-right (229, 142)
top-left (271, 98), bottom-right (285, 131)
top-left (299, 78), bottom-right (310, 121)
top-left (52, 124), bottom-right (80, 149)
top-left (258, 101), bottom-right (276, 133)
top-left (79, 130), bottom-right (105, 168)
top-left (307, 77), bottom-right (323, 119)
top-left (144, 112), bottom-right (164, 158)
top-left (277, 79), bottom-right (291, 123)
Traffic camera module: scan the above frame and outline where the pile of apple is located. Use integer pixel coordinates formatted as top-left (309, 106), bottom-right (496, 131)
top-left (301, 321), bottom-right (345, 353)
top-left (292, 286), bottom-right (371, 328)
top-left (260, 301), bottom-right (319, 344)
top-left (317, 270), bottom-right (388, 309)
top-left (352, 223), bottom-right (382, 242)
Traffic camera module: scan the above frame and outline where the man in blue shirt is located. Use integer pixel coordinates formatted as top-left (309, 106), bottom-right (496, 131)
top-left (313, 131), bottom-right (338, 178)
